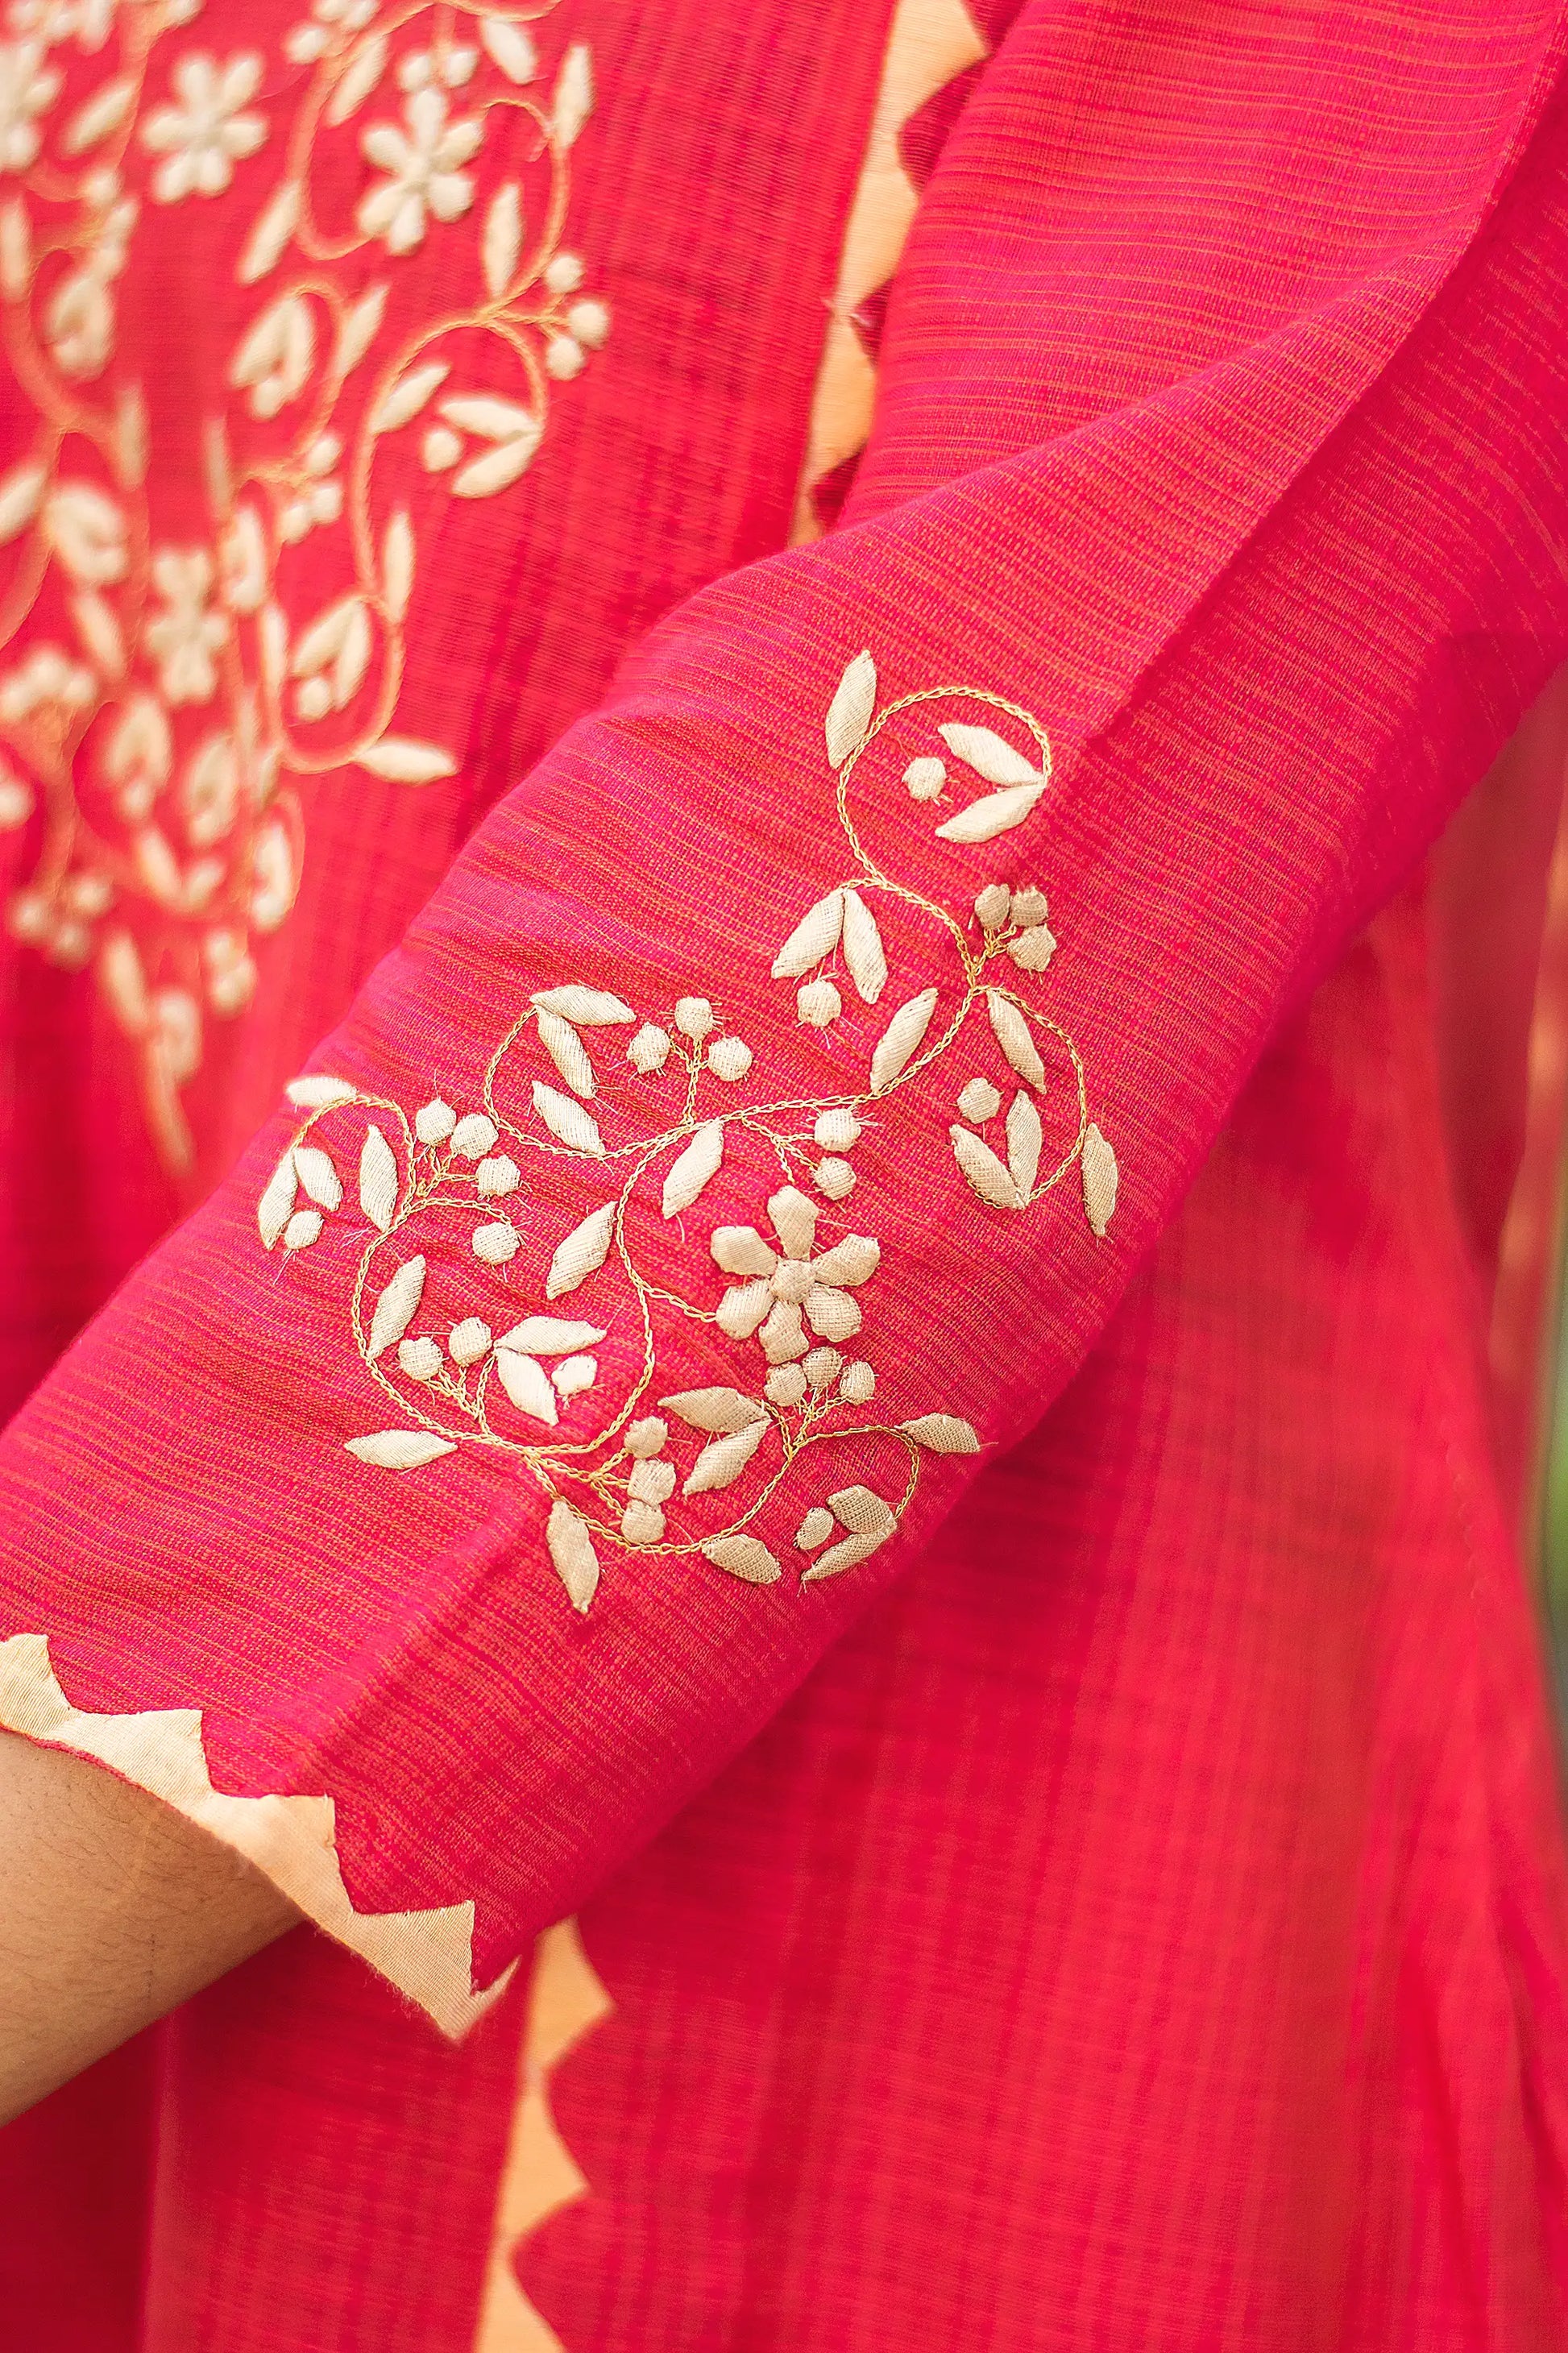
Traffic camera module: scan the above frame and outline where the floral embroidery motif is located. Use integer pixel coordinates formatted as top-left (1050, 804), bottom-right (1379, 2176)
top-left (0, 0), bottom-right (608, 1168)
top-left (259, 651), bottom-right (1121, 1612)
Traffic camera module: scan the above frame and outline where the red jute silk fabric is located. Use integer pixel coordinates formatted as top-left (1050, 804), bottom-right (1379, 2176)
top-left (2, 0), bottom-right (1568, 2345)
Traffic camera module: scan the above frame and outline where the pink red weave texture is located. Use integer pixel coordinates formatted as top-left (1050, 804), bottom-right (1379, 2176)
top-left (1, 1), bottom-right (1568, 2346)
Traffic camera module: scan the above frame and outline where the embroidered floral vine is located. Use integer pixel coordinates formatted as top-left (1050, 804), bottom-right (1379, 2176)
top-left (259, 649), bottom-right (1121, 1611)
top-left (0, 0), bottom-right (608, 1167)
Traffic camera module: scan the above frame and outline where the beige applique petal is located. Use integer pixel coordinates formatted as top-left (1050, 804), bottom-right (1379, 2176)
top-left (825, 646), bottom-right (876, 766)
top-left (683, 1418), bottom-right (769, 1496)
top-left (545, 1498), bottom-right (599, 1612)
top-left (545, 1201), bottom-right (616, 1298)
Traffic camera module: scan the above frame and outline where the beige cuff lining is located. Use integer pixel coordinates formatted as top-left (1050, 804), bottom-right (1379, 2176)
top-left (0, 1633), bottom-right (512, 2039)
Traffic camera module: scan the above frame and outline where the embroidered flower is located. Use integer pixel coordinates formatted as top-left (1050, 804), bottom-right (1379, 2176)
top-left (0, 39), bottom-right (60, 172)
top-left (141, 52), bottom-right (268, 205)
top-left (0, 641), bottom-right (93, 725)
top-left (8, 0), bottom-right (118, 50)
top-left (145, 548), bottom-right (227, 704)
top-left (357, 88), bottom-right (482, 255)
top-left (711, 1185), bottom-right (881, 1363)
top-left (282, 0), bottom-right (375, 68)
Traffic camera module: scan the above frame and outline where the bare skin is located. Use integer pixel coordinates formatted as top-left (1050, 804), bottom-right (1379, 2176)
top-left (0, 1728), bottom-right (298, 2126)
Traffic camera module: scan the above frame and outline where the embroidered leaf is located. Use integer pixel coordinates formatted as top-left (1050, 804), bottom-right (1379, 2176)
top-left (336, 281), bottom-right (388, 376)
top-left (291, 596), bottom-right (359, 679)
top-left (546, 1200), bottom-right (616, 1297)
top-left (795, 1508), bottom-right (835, 1550)
top-left (802, 1529), bottom-right (890, 1583)
top-left (324, 30), bottom-right (387, 125)
top-left (294, 1145), bottom-right (342, 1211)
top-left (682, 1418), bottom-right (769, 1496)
top-left (498, 1317), bottom-right (606, 1355)
top-left (532, 986), bottom-right (636, 1025)
top-left (483, 182), bottom-right (522, 299)
top-left (71, 591), bottom-right (124, 677)
top-left (0, 199), bottom-right (30, 301)
top-left (840, 887), bottom-right (888, 1004)
top-left (546, 1497), bottom-right (599, 1612)
top-left (257, 1148), bottom-right (297, 1248)
top-left (986, 991), bottom-right (1045, 1088)
top-left (62, 74), bottom-right (135, 156)
top-left (533, 1081), bottom-right (605, 1157)
top-left (702, 1534), bottom-right (782, 1584)
top-left (346, 1429), bottom-right (456, 1469)
top-left (383, 509), bottom-right (415, 622)
top-left (935, 781), bottom-right (1048, 845)
top-left (870, 986), bottom-right (938, 1094)
top-left (367, 1255), bottom-right (426, 1358)
top-left (552, 42), bottom-right (594, 148)
top-left (825, 648), bottom-right (876, 766)
top-left (481, 17), bottom-right (537, 81)
top-left (900, 1413), bottom-right (981, 1453)
top-left (537, 1009), bottom-right (595, 1096)
top-left (285, 1073), bottom-right (357, 1110)
top-left (451, 429), bottom-right (542, 500)
top-left (937, 722), bottom-right (1042, 788)
top-left (370, 361), bottom-right (450, 434)
top-left (440, 393), bottom-right (539, 442)
top-left (662, 1120), bottom-right (723, 1218)
top-left (496, 1348), bottom-right (558, 1425)
top-left (771, 890), bottom-right (843, 979)
top-left (0, 460), bottom-right (45, 545)
top-left (1082, 1121), bottom-right (1118, 1236)
top-left (359, 1123), bottom-right (398, 1232)
top-left (951, 1123), bottom-right (1023, 1210)
top-left (238, 178), bottom-right (301, 284)
top-left (1006, 1090), bottom-right (1043, 1197)
top-left (259, 601), bottom-right (288, 691)
top-left (828, 1484), bottom-right (897, 1537)
top-left (661, 1388), bottom-right (767, 1434)
top-left (355, 738), bottom-right (457, 783)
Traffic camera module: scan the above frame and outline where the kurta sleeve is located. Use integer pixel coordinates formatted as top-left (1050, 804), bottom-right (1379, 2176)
top-left (3, 17), bottom-right (1568, 2034)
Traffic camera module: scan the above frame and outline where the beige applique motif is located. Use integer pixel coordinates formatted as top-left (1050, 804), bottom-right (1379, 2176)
top-left (263, 651), bottom-right (1120, 1612)
top-left (0, 0), bottom-right (608, 1168)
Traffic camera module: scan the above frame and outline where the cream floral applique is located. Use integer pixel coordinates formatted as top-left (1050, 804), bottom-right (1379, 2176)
top-left (260, 651), bottom-right (1121, 1612)
top-left (0, 0), bottom-right (608, 1168)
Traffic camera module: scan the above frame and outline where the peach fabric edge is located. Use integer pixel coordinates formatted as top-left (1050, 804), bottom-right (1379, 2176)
top-left (790, 0), bottom-right (989, 544)
top-left (0, 1631), bottom-right (511, 2040)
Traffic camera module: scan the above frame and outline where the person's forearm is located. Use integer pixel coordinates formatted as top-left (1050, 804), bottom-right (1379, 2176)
top-left (0, 1728), bottom-right (298, 2124)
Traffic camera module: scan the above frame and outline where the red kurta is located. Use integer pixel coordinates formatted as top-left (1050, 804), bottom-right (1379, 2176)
top-left (1, 0), bottom-right (1566, 2346)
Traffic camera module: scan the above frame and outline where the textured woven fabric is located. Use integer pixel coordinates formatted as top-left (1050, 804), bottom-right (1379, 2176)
top-left (2, 0), bottom-right (1568, 2345)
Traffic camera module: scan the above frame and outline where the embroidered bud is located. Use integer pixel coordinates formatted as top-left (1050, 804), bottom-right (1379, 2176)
top-left (283, 1207), bottom-right (322, 1249)
top-left (476, 1152), bottom-right (520, 1197)
top-left (957, 1077), bottom-right (1001, 1123)
top-left (628, 1457), bottom-right (677, 1505)
top-left (448, 1317), bottom-right (492, 1366)
top-left (628, 1022), bottom-right (671, 1073)
top-left (765, 1363), bottom-right (808, 1408)
top-left (472, 1219), bottom-right (519, 1264)
top-left (904, 756), bottom-right (946, 801)
top-left (1008, 923), bottom-right (1056, 972)
top-left (1010, 886), bottom-right (1048, 928)
top-left (839, 1359), bottom-right (876, 1404)
top-left (552, 1352), bottom-right (597, 1396)
top-left (797, 977), bottom-right (840, 1027)
top-left (795, 1506), bottom-right (835, 1550)
top-left (620, 1500), bottom-right (665, 1546)
top-left (803, 1347), bottom-right (842, 1390)
top-left (814, 1108), bottom-right (861, 1152)
top-left (545, 251), bottom-right (584, 293)
top-left (707, 1035), bottom-right (753, 1081)
top-left (566, 297), bottom-right (610, 348)
top-left (675, 995), bottom-right (716, 1040)
top-left (415, 1096), bottom-right (456, 1144)
top-left (451, 1111), bottom-right (499, 1158)
top-left (397, 1336), bottom-right (442, 1382)
top-left (974, 882), bottom-right (1011, 930)
top-left (545, 333), bottom-right (585, 380)
top-left (813, 1157), bottom-right (856, 1200)
top-left (625, 1415), bottom-right (668, 1458)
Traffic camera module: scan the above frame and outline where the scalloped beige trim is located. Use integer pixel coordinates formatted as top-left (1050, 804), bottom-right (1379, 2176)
top-left (0, 1633), bottom-right (512, 2040)
top-left (791, 0), bottom-right (988, 542)
top-left (472, 1918), bottom-right (616, 2351)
